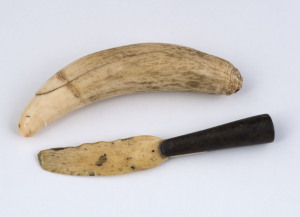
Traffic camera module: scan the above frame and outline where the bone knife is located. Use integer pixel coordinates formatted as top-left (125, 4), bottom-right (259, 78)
top-left (38, 114), bottom-right (275, 176)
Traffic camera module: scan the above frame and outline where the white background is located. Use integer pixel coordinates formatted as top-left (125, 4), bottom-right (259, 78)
top-left (1, 0), bottom-right (299, 216)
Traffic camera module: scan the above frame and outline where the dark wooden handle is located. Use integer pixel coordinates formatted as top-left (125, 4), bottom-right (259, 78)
top-left (160, 114), bottom-right (275, 157)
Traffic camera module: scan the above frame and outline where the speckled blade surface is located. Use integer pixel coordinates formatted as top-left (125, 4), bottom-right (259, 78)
top-left (38, 136), bottom-right (168, 176)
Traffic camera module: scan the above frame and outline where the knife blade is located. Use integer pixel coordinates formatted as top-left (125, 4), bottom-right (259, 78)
top-left (38, 114), bottom-right (274, 176)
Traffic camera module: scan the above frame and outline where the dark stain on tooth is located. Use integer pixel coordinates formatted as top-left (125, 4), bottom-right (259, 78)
top-left (25, 115), bottom-right (31, 118)
top-left (131, 166), bottom-right (135, 170)
top-left (87, 95), bottom-right (99, 102)
top-left (66, 83), bottom-right (81, 99)
top-left (18, 124), bottom-right (21, 128)
top-left (121, 137), bottom-right (133, 141)
top-left (140, 81), bottom-right (153, 85)
top-left (51, 147), bottom-right (66, 151)
top-left (89, 172), bottom-right (95, 176)
top-left (147, 86), bottom-right (159, 90)
top-left (56, 70), bottom-right (67, 81)
top-left (96, 154), bottom-right (107, 166)
top-left (186, 81), bottom-right (200, 88)
top-left (152, 150), bottom-right (155, 152)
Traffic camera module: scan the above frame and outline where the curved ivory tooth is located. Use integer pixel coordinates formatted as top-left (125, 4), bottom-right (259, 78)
top-left (19, 43), bottom-right (243, 137)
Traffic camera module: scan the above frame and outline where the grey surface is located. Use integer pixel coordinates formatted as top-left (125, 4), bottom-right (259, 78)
top-left (0, 0), bottom-right (299, 216)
